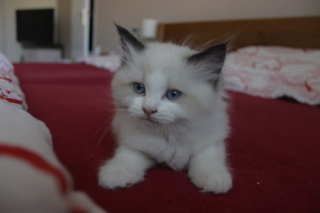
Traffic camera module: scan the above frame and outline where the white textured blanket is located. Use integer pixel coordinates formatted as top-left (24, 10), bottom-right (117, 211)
top-left (224, 46), bottom-right (320, 105)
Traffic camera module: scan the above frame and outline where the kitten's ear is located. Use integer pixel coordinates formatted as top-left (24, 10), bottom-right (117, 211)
top-left (187, 43), bottom-right (227, 86)
top-left (115, 24), bottom-right (145, 63)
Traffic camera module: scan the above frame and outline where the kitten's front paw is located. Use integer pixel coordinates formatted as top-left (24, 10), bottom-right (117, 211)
top-left (188, 167), bottom-right (232, 194)
top-left (98, 160), bottom-right (145, 189)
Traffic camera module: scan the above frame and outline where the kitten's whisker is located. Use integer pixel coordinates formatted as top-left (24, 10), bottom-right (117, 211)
top-left (91, 113), bottom-right (130, 156)
top-left (106, 114), bottom-right (137, 153)
top-left (104, 115), bottom-right (128, 154)
top-left (84, 117), bottom-right (113, 142)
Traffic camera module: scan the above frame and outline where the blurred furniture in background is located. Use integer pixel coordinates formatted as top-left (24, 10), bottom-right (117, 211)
top-left (157, 16), bottom-right (320, 50)
top-left (22, 45), bottom-right (62, 62)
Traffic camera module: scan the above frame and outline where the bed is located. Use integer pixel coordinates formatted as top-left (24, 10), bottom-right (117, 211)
top-left (10, 16), bottom-right (320, 212)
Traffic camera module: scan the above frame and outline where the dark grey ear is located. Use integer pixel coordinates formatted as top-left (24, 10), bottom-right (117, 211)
top-left (115, 25), bottom-right (145, 62)
top-left (187, 43), bottom-right (227, 86)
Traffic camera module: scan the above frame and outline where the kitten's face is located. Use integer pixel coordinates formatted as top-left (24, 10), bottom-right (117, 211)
top-left (112, 26), bottom-right (226, 126)
top-left (112, 44), bottom-right (220, 126)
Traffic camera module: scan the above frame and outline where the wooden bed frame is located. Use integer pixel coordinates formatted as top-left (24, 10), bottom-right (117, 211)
top-left (157, 16), bottom-right (320, 50)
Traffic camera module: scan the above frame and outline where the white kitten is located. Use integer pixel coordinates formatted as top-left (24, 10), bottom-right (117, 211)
top-left (98, 25), bottom-right (232, 194)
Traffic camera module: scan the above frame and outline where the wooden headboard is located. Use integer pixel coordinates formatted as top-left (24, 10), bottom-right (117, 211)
top-left (157, 16), bottom-right (320, 50)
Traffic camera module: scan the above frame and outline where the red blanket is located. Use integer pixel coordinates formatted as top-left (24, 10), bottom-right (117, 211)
top-left (15, 63), bottom-right (320, 213)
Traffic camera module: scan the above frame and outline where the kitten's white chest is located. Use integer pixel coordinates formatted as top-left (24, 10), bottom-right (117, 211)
top-left (160, 130), bottom-right (192, 170)
top-left (115, 119), bottom-right (192, 170)
top-left (141, 127), bottom-right (192, 170)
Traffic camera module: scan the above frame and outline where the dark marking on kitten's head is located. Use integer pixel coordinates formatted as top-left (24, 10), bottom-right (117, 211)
top-left (187, 43), bottom-right (227, 71)
top-left (115, 24), bottom-right (145, 64)
top-left (187, 43), bottom-right (227, 89)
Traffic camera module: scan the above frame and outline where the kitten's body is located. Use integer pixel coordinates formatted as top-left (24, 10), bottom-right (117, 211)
top-left (99, 27), bottom-right (232, 194)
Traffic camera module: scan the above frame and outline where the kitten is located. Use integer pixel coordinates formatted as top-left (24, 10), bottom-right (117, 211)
top-left (98, 25), bottom-right (232, 194)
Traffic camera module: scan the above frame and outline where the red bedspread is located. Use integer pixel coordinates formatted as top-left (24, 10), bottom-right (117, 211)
top-left (15, 63), bottom-right (320, 213)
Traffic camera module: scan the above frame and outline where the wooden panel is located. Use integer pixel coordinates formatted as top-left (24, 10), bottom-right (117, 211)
top-left (157, 16), bottom-right (320, 50)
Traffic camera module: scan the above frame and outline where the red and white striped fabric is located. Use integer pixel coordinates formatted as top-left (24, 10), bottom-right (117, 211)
top-left (0, 99), bottom-right (107, 213)
top-left (0, 52), bottom-right (27, 109)
top-left (0, 52), bottom-right (107, 213)
top-left (224, 46), bottom-right (320, 105)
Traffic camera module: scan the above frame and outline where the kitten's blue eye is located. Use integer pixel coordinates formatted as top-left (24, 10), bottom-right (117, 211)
top-left (133, 83), bottom-right (145, 94)
top-left (166, 90), bottom-right (182, 100)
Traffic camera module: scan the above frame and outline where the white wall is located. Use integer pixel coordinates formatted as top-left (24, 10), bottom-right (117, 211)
top-left (0, 0), bottom-right (5, 52)
top-left (70, 0), bottom-right (88, 59)
top-left (57, 0), bottom-right (89, 60)
top-left (2, 0), bottom-right (57, 62)
top-left (95, 0), bottom-right (320, 53)
top-left (57, 0), bottom-right (71, 58)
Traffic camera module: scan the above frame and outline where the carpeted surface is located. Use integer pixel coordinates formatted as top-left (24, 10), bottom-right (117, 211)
top-left (15, 63), bottom-right (320, 213)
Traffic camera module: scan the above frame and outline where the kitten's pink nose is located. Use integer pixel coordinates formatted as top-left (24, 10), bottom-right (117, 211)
top-left (142, 107), bottom-right (157, 115)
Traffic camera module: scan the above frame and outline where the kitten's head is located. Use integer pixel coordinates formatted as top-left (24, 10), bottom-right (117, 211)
top-left (112, 25), bottom-right (227, 126)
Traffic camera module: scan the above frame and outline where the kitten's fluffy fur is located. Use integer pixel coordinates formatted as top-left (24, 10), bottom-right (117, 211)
top-left (98, 25), bottom-right (232, 194)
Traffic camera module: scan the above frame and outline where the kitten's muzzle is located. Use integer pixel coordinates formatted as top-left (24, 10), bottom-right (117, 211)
top-left (142, 107), bottom-right (157, 116)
